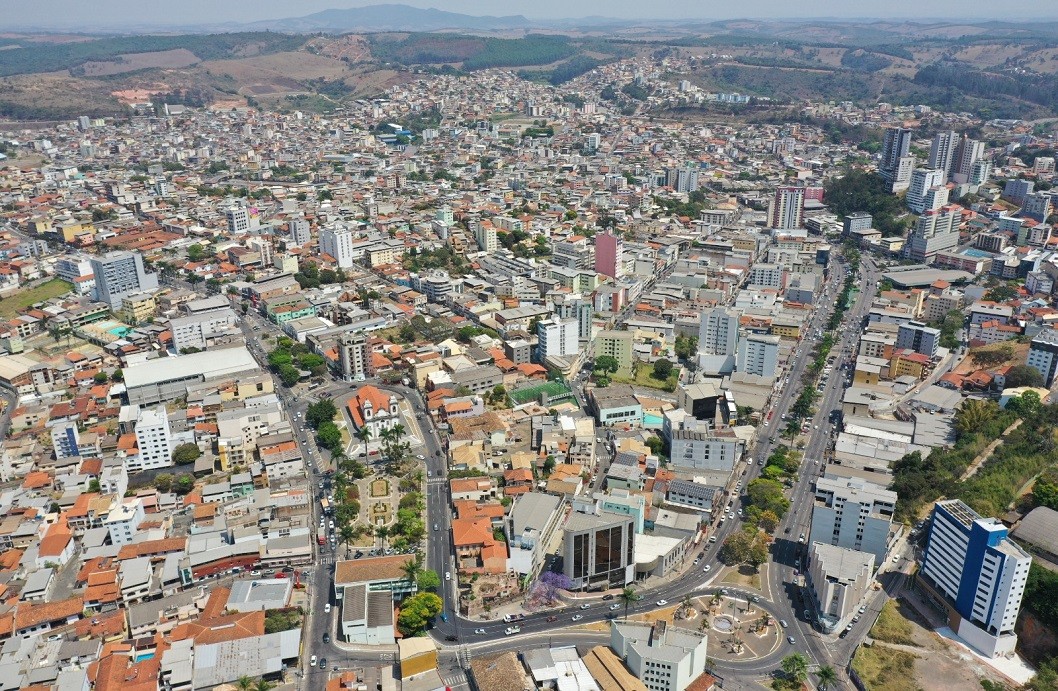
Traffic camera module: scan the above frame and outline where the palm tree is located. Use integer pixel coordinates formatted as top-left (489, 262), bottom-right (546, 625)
top-left (252, 679), bottom-right (273, 691)
top-left (781, 653), bottom-right (809, 684)
top-left (339, 523), bottom-right (356, 558)
top-left (375, 525), bottom-right (389, 550)
top-left (816, 665), bottom-right (838, 691)
top-left (356, 426), bottom-right (372, 445)
top-left (401, 555), bottom-right (422, 585)
top-left (235, 677), bottom-right (254, 691)
top-left (618, 586), bottom-right (641, 621)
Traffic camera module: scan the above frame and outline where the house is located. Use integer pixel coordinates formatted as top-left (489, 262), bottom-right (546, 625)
top-left (451, 517), bottom-right (508, 574)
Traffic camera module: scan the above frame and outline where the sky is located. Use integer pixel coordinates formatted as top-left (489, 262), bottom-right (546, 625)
top-left (0, 0), bottom-right (1046, 30)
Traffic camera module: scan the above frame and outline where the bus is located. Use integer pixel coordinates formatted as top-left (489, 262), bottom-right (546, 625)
top-left (320, 498), bottom-right (331, 516)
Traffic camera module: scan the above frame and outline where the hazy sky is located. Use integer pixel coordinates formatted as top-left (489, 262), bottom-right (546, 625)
top-left (1, 0), bottom-right (1045, 30)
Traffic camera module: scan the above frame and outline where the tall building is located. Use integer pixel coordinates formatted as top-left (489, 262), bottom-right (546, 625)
top-left (807, 543), bottom-right (876, 632)
top-left (1022, 192), bottom-right (1052, 223)
top-left (554, 295), bottom-right (593, 341)
top-left (907, 168), bottom-right (947, 214)
top-left (769, 186), bottom-right (805, 230)
top-left (880, 127), bottom-right (914, 192)
top-left (920, 499), bottom-right (1031, 658)
top-left (50, 422), bottom-right (81, 459)
top-left (903, 206), bottom-right (960, 264)
top-left (225, 205), bottom-right (250, 234)
top-left (339, 331), bottom-right (369, 381)
top-left (697, 308), bottom-right (739, 375)
top-left (320, 224), bottom-right (355, 268)
top-left (609, 620), bottom-right (709, 691)
top-left (895, 321), bottom-right (941, 357)
top-left (929, 130), bottom-right (958, 177)
top-left (951, 135), bottom-right (986, 184)
top-left (562, 511), bottom-right (635, 590)
top-left (287, 218), bottom-right (310, 246)
top-left (472, 221), bottom-right (497, 253)
top-left (90, 251), bottom-right (159, 309)
top-left (537, 317), bottom-right (579, 361)
top-left (1027, 328), bottom-right (1058, 386)
top-left (595, 231), bottom-right (623, 279)
top-left (843, 212), bottom-right (873, 236)
top-left (736, 333), bottom-right (780, 378)
top-left (105, 499), bottom-right (145, 546)
top-left (808, 476), bottom-right (895, 564)
top-left (132, 406), bottom-right (173, 472)
top-left (596, 330), bottom-right (634, 374)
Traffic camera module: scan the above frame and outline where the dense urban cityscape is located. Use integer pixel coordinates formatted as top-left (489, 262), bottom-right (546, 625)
top-left (3, 13), bottom-right (1058, 691)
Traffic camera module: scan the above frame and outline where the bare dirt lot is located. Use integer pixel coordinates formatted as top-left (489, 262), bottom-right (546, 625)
top-left (79, 49), bottom-right (201, 76)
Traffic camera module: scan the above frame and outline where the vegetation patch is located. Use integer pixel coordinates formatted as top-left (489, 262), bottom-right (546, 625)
top-left (868, 601), bottom-right (917, 646)
top-left (0, 278), bottom-right (71, 318)
top-left (851, 645), bottom-right (917, 691)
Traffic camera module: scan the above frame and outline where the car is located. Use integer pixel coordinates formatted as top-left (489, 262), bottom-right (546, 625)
top-left (571, 614), bottom-right (584, 621)
top-left (445, 635), bottom-right (458, 642)
top-left (416, 454), bottom-right (425, 460)
top-left (445, 571), bottom-right (451, 581)
top-left (656, 600), bottom-right (668, 606)
top-left (610, 604), bottom-right (620, 610)
top-left (858, 606), bottom-right (867, 614)
top-left (845, 623), bottom-right (854, 632)
top-left (708, 535), bottom-right (717, 543)
top-left (433, 523), bottom-right (439, 532)
top-left (324, 603), bottom-right (331, 614)
top-left (505, 626), bottom-right (521, 635)
top-left (892, 555), bottom-right (900, 563)
top-left (798, 534), bottom-right (806, 543)
top-left (474, 628), bottom-right (486, 634)
top-left (309, 655), bottom-right (317, 667)
top-left (319, 658), bottom-right (327, 669)
top-left (787, 636), bottom-right (796, 645)
top-left (779, 620), bottom-right (788, 628)
top-left (602, 594), bottom-right (615, 601)
top-left (702, 564), bottom-right (711, 573)
top-left (693, 558), bottom-right (700, 565)
top-left (853, 615), bottom-right (861, 622)
top-left (323, 633), bottom-right (330, 644)
top-left (250, 570), bottom-right (260, 576)
top-left (427, 470), bottom-right (432, 478)
top-left (580, 603), bottom-right (591, 609)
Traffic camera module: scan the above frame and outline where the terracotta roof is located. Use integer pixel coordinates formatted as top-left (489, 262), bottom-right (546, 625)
top-left (347, 385), bottom-right (394, 428)
top-left (116, 537), bottom-right (186, 561)
top-left (14, 595), bottom-right (83, 630)
top-left (334, 554), bottom-right (412, 586)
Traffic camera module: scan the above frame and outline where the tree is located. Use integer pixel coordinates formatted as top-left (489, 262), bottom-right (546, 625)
top-left (1008, 389), bottom-right (1043, 418)
top-left (417, 569), bottom-right (441, 592)
top-left (645, 435), bottom-right (664, 456)
top-left (595, 355), bottom-right (619, 373)
top-left (171, 443), bottom-right (201, 465)
top-left (746, 537), bottom-right (769, 572)
top-left (93, 371), bottom-right (109, 384)
top-left (1034, 468), bottom-right (1058, 510)
top-left (396, 592), bottom-right (443, 636)
top-left (154, 473), bottom-right (174, 493)
top-left (87, 479), bottom-right (100, 493)
top-left (757, 509), bottom-right (779, 534)
top-left (543, 455), bottom-right (557, 475)
top-left (719, 531), bottom-right (752, 565)
top-left (1005, 364), bottom-right (1044, 389)
top-left (781, 652), bottom-right (809, 684)
top-left (111, 368), bottom-right (123, 382)
top-left (619, 586), bottom-right (641, 621)
top-left (745, 478), bottom-right (790, 518)
top-left (317, 422), bottom-right (343, 453)
top-left (277, 363), bottom-right (300, 387)
top-left (401, 556), bottom-right (423, 584)
top-left (306, 398), bottom-right (337, 429)
top-left (174, 474), bottom-right (195, 495)
top-left (339, 523), bottom-right (356, 558)
top-left (187, 244), bottom-right (206, 261)
top-left (816, 665), bottom-right (839, 690)
top-left (652, 359), bottom-right (673, 380)
top-left (954, 399), bottom-right (1002, 439)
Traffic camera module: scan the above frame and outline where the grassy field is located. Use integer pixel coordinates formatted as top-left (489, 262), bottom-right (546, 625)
top-left (852, 645), bottom-right (917, 691)
top-left (868, 601), bottom-right (917, 646)
top-left (613, 364), bottom-right (677, 392)
top-left (720, 565), bottom-right (761, 590)
top-left (0, 278), bottom-right (72, 319)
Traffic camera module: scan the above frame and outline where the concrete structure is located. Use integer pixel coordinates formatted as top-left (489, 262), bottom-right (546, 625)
top-left (668, 418), bottom-right (741, 473)
top-left (1027, 328), bottom-right (1058, 387)
top-left (562, 511), bottom-right (635, 590)
top-left (124, 347), bottom-right (259, 406)
top-left (320, 224), bottom-right (355, 268)
top-left (809, 476), bottom-right (895, 564)
top-left (895, 321), bottom-right (941, 358)
top-left (595, 231), bottom-right (623, 279)
top-left (287, 218), bottom-right (310, 246)
top-left (537, 317), bottom-right (579, 361)
top-left (880, 127), bottom-right (914, 192)
top-left (105, 499), bottom-right (145, 545)
top-left (736, 333), bottom-right (780, 378)
top-left (697, 308), bottom-right (739, 375)
top-left (907, 168), bottom-right (947, 214)
top-left (807, 542), bottom-right (876, 633)
top-left (169, 308), bottom-right (238, 352)
top-left (919, 500), bottom-right (1032, 658)
top-left (338, 331), bottom-right (369, 381)
top-left (904, 206), bottom-right (961, 263)
top-left (609, 620), bottom-right (708, 691)
top-left (596, 330), bottom-right (634, 375)
top-left (506, 492), bottom-right (563, 579)
top-left (90, 251), bottom-right (159, 309)
top-left (769, 186), bottom-right (805, 230)
top-left (132, 405), bottom-right (173, 472)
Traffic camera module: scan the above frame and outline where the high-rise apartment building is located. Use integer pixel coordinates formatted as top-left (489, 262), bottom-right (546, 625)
top-left (1027, 328), bottom-right (1058, 386)
top-left (809, 476), bottom-right (895, 564)
top-left (951, 135), bottom-right (986, 184)
top-left (537, 317), bottom-right (579, 362)
top-left (920, 499), bottom-right (1031, 658)
top-left (90, 251), bottom-right (159, 309)
top-left (929, 130), bottom-right (958, 177)
top-left (554, 295), bottom-right (593, 341)
top-left (895, 321), bottom-right (941, 357)
top-left (472, 220), bottom-right (498, 253)
top-left (339, 331), bottom-right (369, 381)
top-left (880, 127), bottom-right (914, 192)
top-left (320, 224), bottom-right (356, 268)
top-left (132, 406), bottom-right (173, 472)
top-left (225, 205), bottom-right (250, 234)
top-left (736, 333), bottom-right (780, 378)
top-left (697, 308), bottom-right (739, 374)
top-left (596, 330), bottom-right (634, 374)
top-left (769, 186), bottom-right (805, 230)
top-left (903, 205), bottom-right (961, 263)
top-left (594, 231), bottom-right (624, 279)
top-left (907, 168), bottom-right (947, 214)
top-left (287, 218), bottom-right (310, 246)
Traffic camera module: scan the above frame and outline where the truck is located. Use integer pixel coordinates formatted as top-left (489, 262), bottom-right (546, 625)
top-left (317, 528), bottom-right (326, 545)
top-left (503, 613), bottom-right (526, 623)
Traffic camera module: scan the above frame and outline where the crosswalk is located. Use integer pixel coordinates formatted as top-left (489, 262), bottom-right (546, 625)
top-left (440, 671), bottom-right (468, 688)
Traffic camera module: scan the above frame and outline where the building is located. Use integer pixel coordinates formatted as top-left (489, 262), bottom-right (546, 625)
top-left (595, 232), bottom-right (624, 279)
top-left (562, 511), bottom-right (635, 590)
top-left (537, 317), bottom-right (579, 361)
top-left (736, 333), bottom-right (780, 378)
top-left (90, 251), bottom-right (159, 309)
top-left (907, 169), bottom-right (947, 214)
top-left (347, 385), bottom-right (401, 440)
top-left (124, 347), bottom-right (260, 406)
top-left (1022, 192), bottom-right (1052, 224)
top-left (506, 492), bottom-right (563, 579)
top-left (880, 127), bottom-right (914, 192)
top-left (951, 135), bottom-right (986, 184)
top-left (807, 542), bottom-right (876, 632)
top-left (748, 263), bottom-right (786, 290)
top-left (596, 330), bottom-right (634, 375)
top-left (1027, 328), bottom-right (1058, 387)
top-left (697, 308), bottom-right (739, 375)
top-left (49, 422), bottom-right (81, 459)
top-left (105, 499), bottom-right (145, 545)
top-left (919, 499), bottom-right (1032, 658)
top-left (338, 331), bottom-right (369, 381)
top-left (333, 555), bottom-right (416, 644)
top-left (809, 476), bottom-right (895, 564)
top-left (609, 620), bottom-right (709, 691)
top-left (225, 205), bottom-right (250, 234)
top-left (929, 130), bottom-right (957, 178)
top-left (668, 419), bottom-right (741, 473)
top-left (169, 308), bottom-right (238, 352)
top-left (904, 206), bottom-right (960, 264)
top-left (287, 218), bottom-right (310, 246)
top-left (769, 186), bottom-right (805, 230)
top-left (895, 321), bottom-right (941, 358)
top-left (843, 212), bottom-right (873, 236)
top-left (320, 224), bottom-right (355, 268)
top-left (588, 384), bottom-right (642, 428)
top-left (472, 221), bottom-right (498, 253)
top-left (675, 382), bottom-right (723, 422)
top-left (131, 405), bottom-right (173, 472)
top-left (554, 295), bottom-right (594, 342)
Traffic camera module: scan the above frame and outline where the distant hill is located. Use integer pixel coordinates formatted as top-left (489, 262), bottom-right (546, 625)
top-left (249, 4), bottom-right (533, 33)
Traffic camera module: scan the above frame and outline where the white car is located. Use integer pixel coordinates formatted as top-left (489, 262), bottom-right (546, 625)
top-left (324, 603), bottom-right (331, 614)
top-left (579, 603), bottom-right (591, 610)
top-left (505, 626), bottom-right (520, 635)
top-left (309, 655), bottom-right (317, 667)
top-left (474, 628), bottom-right (486, 634)
top-left (610, 603), bottom-right (620, 610)
top-left (445, 571), bottom-right (451, 581)
top-left (416, 454), bottom-right (425, 460)
top-left (571, 614), bottom-right (583, 621)
top-left (702, 565), bottom-right (711, 572)
top-left (656, 599), bottom-right (668, 606)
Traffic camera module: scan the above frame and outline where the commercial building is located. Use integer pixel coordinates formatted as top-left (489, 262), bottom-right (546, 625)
top-left (697, 308), bottom-right (739, 375)
top-left (667, 418), bottom-right (742, 473)
top-left (609, 620), bottom-right (709, 691)
top-left (124, 347), bottom-right (260, 406)
top-left (506, 492), bottom-right (563, 579)
top-left (809, 476), bottom-right (895, 564)
top-left (736, 333), bottom-right (780, 378)
top-left (806, 542), bottom-right (876, 633)
top-left (880, 127), bottom-right (914, 192)
top-left (1028, 328), bottom-right (1058, 387)
top-left (769, 186), bottom-right (805, 230)
top-left (919, 500), bottom-right (1032, 658)
top-left (90, 251), bottom-right (159, 309)
top-left (169, 308), bottom-right (239, 352)
top-left (320, 224), bottom-right (356, 268)
top-left (338, 331), bottom-right (369, 381)
top-left (904, 206), bottom-right (961, 264)
top-left (895, 321), bottom-right (941, 358)
top-left (562, 511), bottom-right (635, 590)
top-left (595, 231), bottom-right (624, 279)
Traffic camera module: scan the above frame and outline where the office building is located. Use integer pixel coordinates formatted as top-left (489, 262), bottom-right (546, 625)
top-left (287, 218), bottom-right (310, 246)
top-left (506, 492), bottom-right (563, 579)
top-left (807, 542), bottom-right (876, 632)
top-left (843, 212), bottom-right (873, 236)
top-left (132, 405), bottom-right (174, 472)
top-left (895, 321), bottom-right (941, 358)
top-left (338, 331), bottom-right (369, 381)
top-left (1027, 328), bottom-right (1058, 387)
top-left (225, 205), bottom-right (250, 234)
top-left (537, 317), bottom-right (579, 361)
top-left (169, 308), bottom-right (239, 352)
top-left (903, 206), bottom-right (960, 264)
top-left (697, 308), bottom-right (739, 375)
top-left (907, 169), bottom-right (947, 214)
top-left (675, 382), bottom-right (722, 422)
top-left (920, 500), bottom-right (1032, 658)
top-left (736, 333), bottom-right (780, 378)
top-left (595, 231), bottom-right (624, 279)
top-left (880, 127), bottom-right (914, 192)
top-left (809, 476), bottom-right (895, 564)
top-left (320, 224), bottom-right (356, 268)
top-left (1004, 179), bottom-right (1034, 205)
top-left (609, 620), bottom-right (709, 691)
top-left (1022, 192), bottom-right (1052, 223)
top-left (562, 511), bottom-right (635, 590)
top-left (596, 330), bottom-right (634, 374)
top-left (90, 251), bottom-right (159, 309)
top-left (929, 131), bottom-right (958, 177)
top-left (769, 186), bottom-right (805, 230)
top-left (951, 135), bottom-right (986, 184)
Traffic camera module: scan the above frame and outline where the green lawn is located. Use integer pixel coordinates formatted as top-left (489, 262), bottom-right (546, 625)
top-left (613, 364), bottom-right (678, 392)
top-left (0, 278), bottom-right (72, 318)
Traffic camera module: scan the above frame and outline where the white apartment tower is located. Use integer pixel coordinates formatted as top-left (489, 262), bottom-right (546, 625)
top-left (736, 333), bottom-right (780, 378)
top-left (90, 251), bottom-right (159, 309)
top-left (320, 224), bottom-right (356, 268)
top-left (907, 168), bottom-right (947, 214)
top-left (132, 406), bottom-right (174, 472)
top-left (769, 186), bottom-right (805, 230)
top-left (537, 317), bottom-right (579, 361)
top-left (697, 307), bottom-right (739, 375)
top-left (339, 331), bottom-right (369, 381)
top-left (225, 205), bottom-right (250, 234)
